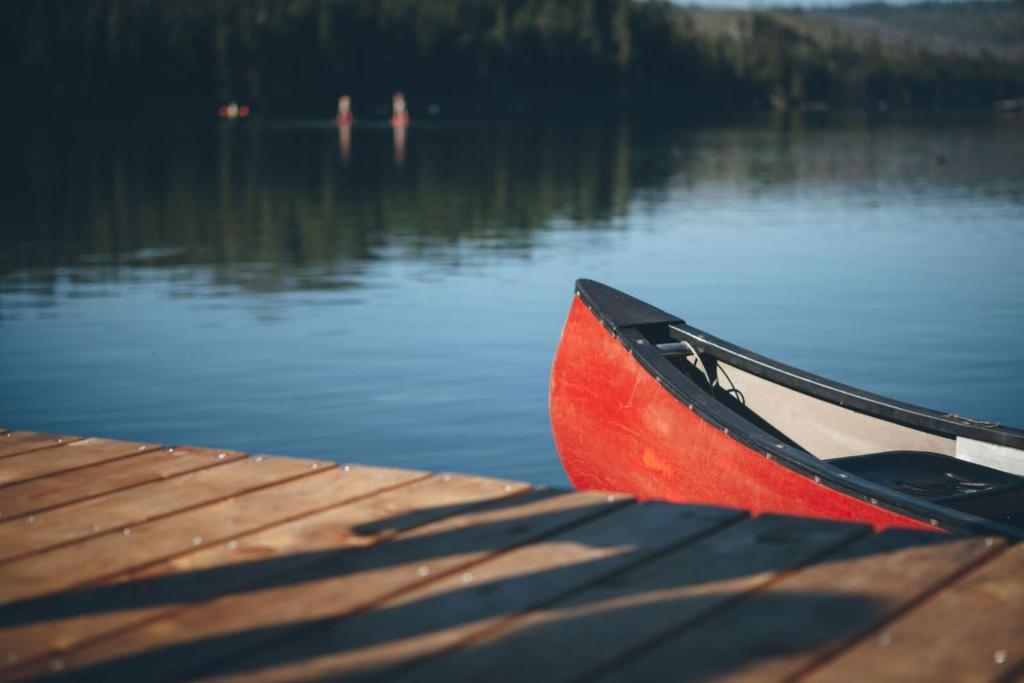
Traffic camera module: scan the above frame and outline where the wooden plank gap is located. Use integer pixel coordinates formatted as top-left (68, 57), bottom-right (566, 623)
top-left (0, 447), bottom-right (248, 521)
top-left (0, 457), bottom-right (337, 568)
top-left (389, 506), bottom-right (752, 682)
top-left (576, 517), bottom-right (874, 683)
top-left (788, 535), bottom-right (1010, 683)
top-left (798, 542), bottom-right (1024, 683)
top-left (8, 474), bottom-right (530, 672)
top-left (0, 432), bottom-right (85, 460)
top-left (0, 471), bottom-right (530, 678)
top-left (388, 514), bottom-right (868, 683)
top-left (0, 444), bottom-right (166, 489)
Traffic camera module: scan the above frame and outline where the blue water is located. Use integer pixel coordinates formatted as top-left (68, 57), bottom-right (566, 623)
top-left (2, 114), bottom-right (1022, 485)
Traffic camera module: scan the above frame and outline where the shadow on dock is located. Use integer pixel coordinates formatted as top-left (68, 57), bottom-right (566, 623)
top-left (5, 485), bottom-right (963, 683)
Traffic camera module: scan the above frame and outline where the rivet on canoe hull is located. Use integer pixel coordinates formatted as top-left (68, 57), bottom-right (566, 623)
top-left (929, 519), bottom-right (938, 526)
top-left (878, 632), bottom-right (892, 646)
top-left (994, 650), bottom-right (1007, 664)
top-left (417, 566), bottom-right (430, 577)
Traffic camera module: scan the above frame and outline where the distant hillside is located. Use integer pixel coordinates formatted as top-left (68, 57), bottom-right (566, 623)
top-left (687, 1), bottom-right (1024, 61)
top-left (3, 0), bottom-right (1022, 116)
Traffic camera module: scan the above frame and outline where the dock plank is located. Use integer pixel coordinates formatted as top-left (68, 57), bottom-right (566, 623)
top-left (20, 489), bottom-right (632, 682)
top-left (0, 473), bottom-right (528, 678)
top-left (190, 502), bottom-right (752, 683)
top-left (591, 531), bottom-right (1001, 683)
top-left (391, 514), bottom-right (870, 683)
top-left (0, 455), bottom-right (325, 566)
top-left (801, 544), bottom-right (1024, 683)
top-left (0, 447), bottom-right (244, 520)
top-left (0, 431), bottom-right (1020, 683)
top-left (0, 438), bottom-right (160, 487)
top-left (0, 432), bottom-right (82, 460)
top-left (0, 461), bottom-right (427, 606)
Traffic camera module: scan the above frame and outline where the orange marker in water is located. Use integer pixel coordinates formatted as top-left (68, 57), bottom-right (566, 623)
top-left (336, 95), bottom-right (354, 125)
top-left (390, 92), bottom-right (409, 126)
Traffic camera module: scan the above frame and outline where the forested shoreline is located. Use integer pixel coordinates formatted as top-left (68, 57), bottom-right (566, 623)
top-left (3, 0), bottom-right (1022, 118)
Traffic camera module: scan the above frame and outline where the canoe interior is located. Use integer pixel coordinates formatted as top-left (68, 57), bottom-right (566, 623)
top-left (667, 321), bottom-right (1024, 472)
top-left (665, 318), bottom-right (1024, 530)
top-left (688, 357), bottom-right (957, 461)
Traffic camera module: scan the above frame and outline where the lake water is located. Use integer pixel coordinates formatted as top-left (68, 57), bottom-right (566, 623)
top-left (2, 114), bottom-right (1022, 485)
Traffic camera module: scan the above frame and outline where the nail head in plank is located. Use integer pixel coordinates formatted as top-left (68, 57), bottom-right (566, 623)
top-left (0, 454), bottom-right (331, 570)
top-left (0, 432), bottom-right (83, 460)
top-left (1, 473), bottom-right (528, 677)
top-left (0, 447), bottom-right (245, 520)
top-left (801, 543), bottom-right (1024, 683)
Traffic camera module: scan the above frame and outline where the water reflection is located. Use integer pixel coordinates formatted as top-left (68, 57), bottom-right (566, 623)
top-left (338, 124), bottom-right (351, 166)
top-left (0, 114), bottom-right (1021, 483)
top-left (1, 120), bottom-right (641, 293)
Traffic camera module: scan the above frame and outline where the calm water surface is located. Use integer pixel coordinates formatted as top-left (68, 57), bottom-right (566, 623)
top-left (2, 115), bottom-right (1022, 485)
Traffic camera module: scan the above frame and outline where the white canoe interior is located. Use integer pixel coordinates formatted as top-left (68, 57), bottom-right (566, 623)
top-left (682, 355), bottom-right (1024, 477)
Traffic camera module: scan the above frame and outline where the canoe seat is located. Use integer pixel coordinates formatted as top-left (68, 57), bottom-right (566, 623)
top-left (832, 451), bottom-right (1024, 526)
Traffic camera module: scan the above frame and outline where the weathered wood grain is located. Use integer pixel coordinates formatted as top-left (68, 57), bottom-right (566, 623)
top-left (592, 530), bottom-right (1002, 683)
top-left (0, 438), bottom-right (161, 487)
top-left (0, 447), bottom-right (245, 520)
top-left (801, 543), bottom-right (1024, 683)
top-left (190, 501), bottom-right (748, 683)
top-left (0, 472), bottom-right (525, 676)
top-left (0, 432), bottom-right (82, 459)
top-left (23, 489), bottom-right (632, 682)
top-left (0, 431), bottom-right (1020, 683)
top-left (0, 461), bottom-right (430, 607)
top-left (393, 514), bottom-right (870, 683)
top-left (0, 455), bottom-right (327, 567)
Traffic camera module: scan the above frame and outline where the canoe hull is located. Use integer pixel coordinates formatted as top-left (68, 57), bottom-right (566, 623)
top-left (550, 293), bottom-right (937, 532)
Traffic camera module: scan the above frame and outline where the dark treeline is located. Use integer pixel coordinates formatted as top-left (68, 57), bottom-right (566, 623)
top-left (3, 0), bottom-right (1022, 117)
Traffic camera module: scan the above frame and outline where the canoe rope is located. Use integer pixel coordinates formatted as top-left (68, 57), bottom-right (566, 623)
top-left (680, 339), bottom-right (745, 405)
top-left (680, 340), bottom-right (715, 387)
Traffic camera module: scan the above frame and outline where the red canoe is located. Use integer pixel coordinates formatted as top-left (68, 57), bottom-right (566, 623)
top-left (550, 280), bottom-right (1024, 537)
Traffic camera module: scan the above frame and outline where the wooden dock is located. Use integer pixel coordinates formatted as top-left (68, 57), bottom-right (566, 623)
top-left (0, 429), bottom-right (1021, 682)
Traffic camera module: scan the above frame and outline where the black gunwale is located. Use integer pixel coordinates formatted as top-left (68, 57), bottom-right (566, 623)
top-left (573, 278), bottom-right (1023, 538)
